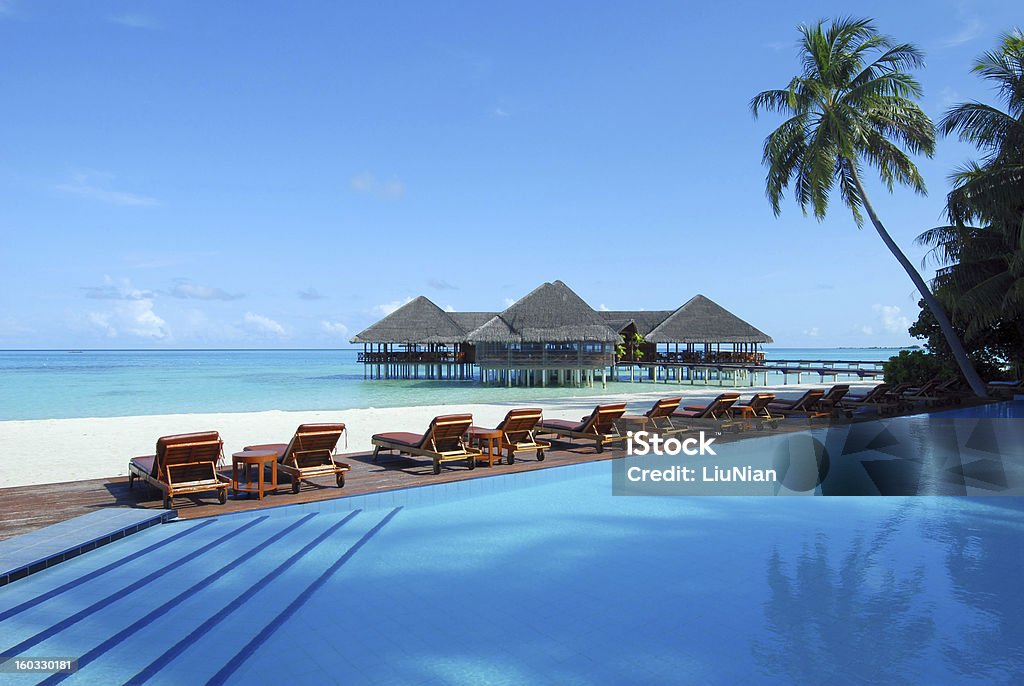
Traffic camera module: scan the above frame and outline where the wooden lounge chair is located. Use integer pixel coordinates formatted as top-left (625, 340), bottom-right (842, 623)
top-left (818, 384), bottom-right (851, 417)
top-left (673, 393), bottom-right (742, 431)
top-left (128, 431), bottom-right (229, 509)
top-left (913, 378), bottom-right (966, 407)
top-left (766, 389), bottom-right (830, 419)
top-left (644, 397), bottom-right (689, 435)
top-left (839, 383), bottom-right (903, 415)
top-left (244, 423), bottom-right (350, 493)
top-left (900, 378), bottom-right (942, 404)
top-left (537, 403), bottom-right (628, 453)
top-left (732, 393), bottom-right (780, 429)
top-left (987, 379), bottom-right (1023, 399)
top-left (372, 414), bottom-right (480, 475)
top-left (494, 408), bottom-right (550, 463)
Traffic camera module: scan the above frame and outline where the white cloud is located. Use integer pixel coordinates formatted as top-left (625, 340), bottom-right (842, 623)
top-left (375, 297), bottom-right (413, 316)
top-left (350, 172), bottom-right (405, 200)
top-left (56, 171), bottom-right (159, 207)
top-left (503, 297), bottom-right (517, 308)
top-left (83, 275), bottom-right (153, 300)
top-left (110, 14), bottom-right (158, 29)
top-left (170, 282), bottom-right (243, 301)
top-left (493, 106), bottom-right (511, 118)
top-left (444, 305), bottom-right (455, 313)
top-left (321, 320), bottom-right (348, 336)
top-left (803, 327), bottom-right (820, 337)
top-left (873, 304), bottom-right (912, 335)
top-left (87, 299), bottom-right (169, 340)
top-left (243, 312), bottom-right (286, 337)
top-left (861, 326), bottom-right (875, 336)
top-left (940, 17), bottom-right (984, 48)
top-left (598, 303), bottom-right (610, 312)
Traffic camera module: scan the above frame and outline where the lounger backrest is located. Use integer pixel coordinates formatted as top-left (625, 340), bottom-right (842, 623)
top-left (864, 383), bottom-right (891, 401)
top-left (702, 393), bottom-right (741, 418)
top-left (745, 393), bottom-right (775, 411)
top-left (154, 431), bottom-right (223, 481)
top-left (427, 414), bottom-right (473, 452)
top-left (586, 403), bottom-right (628, 435)
top-left (281, 423), bottom-right (345, 466)
top-left (646, 398), bottom-right (682, 419)
top-left (823, 384), bottom-right (850, 403)
top-left (498, 408), bottom-right (543, 444)
top-left (792, 389), bottom-right (825, 410)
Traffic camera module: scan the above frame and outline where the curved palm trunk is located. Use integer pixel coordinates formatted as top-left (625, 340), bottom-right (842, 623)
top-left (849, 166), bottom-right (989, 398)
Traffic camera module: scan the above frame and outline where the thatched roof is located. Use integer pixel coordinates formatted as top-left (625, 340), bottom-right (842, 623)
top-left (467, 281), bottom-right (620, 343)
top-left (599, 310), bottom-right (672, 336)
top-left (350, 296), bottom-right (467, 344)
top-left (646, 295), bottom-right (773, 344)
top-left (448, 311), bottom-right (496, 332)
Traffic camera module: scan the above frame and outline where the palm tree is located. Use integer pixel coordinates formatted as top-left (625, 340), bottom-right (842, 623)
top-left (750, 17), bottom-right (988, 397)
top-left (917, 31), bottom-right (1024, 348)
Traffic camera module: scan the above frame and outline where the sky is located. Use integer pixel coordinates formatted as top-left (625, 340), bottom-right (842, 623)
top-left (0, 0), bottom-right (1019, 349)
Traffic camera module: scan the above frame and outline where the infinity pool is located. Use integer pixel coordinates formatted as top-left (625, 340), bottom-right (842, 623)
top-left (1, 405), bottom-right (1023, 684)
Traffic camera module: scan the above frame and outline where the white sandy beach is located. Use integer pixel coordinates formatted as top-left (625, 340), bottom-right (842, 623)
top-left (0, 381), bottom-right (879, 489)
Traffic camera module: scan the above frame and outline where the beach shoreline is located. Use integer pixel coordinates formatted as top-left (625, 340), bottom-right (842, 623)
top-left (0, 381), bottom-right (879, 489)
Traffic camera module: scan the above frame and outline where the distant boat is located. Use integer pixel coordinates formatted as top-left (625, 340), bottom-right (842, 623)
top-left (67, 350), bottom-right (83, 354)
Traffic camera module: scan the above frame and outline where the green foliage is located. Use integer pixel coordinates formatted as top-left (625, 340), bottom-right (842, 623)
top-left (750, 17), bottom-right (935, 225)
top-left (883, 349), bottom-right (951, 385)
top-left (616, 332), bottom-right (645, 360)
top-left (908, 294), bottom-right (1019, 380)
top-left (914, 30), bottom-right (1024, 375)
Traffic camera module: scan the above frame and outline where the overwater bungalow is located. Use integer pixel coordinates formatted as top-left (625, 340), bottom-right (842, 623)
top-left (351, 282), bottom-right (772, 387)
top-left (350, 296), bottom-right (478, 380)
top-left (466, 281), bottom-right (619, 387)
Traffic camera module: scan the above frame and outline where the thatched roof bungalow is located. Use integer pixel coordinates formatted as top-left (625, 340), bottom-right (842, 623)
top-left (350, 283), bottom-right (773, 384)
top-left (350, 296), bottom-right (477, 379)
top-left (466, 281), bottom-right (618, 386)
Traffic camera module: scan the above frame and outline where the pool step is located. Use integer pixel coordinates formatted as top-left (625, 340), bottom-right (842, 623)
top-left (0, 508), bottom-right (401, 686)
top-left (0, 508), bottom-right (177, 586)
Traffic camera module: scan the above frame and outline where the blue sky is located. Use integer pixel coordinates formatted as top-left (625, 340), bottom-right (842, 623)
top-left (0, 0), bottom-right (1018, 349)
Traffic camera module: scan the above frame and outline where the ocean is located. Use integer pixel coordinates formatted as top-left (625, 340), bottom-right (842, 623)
top-left (0, 348), bottom-right (907, 421)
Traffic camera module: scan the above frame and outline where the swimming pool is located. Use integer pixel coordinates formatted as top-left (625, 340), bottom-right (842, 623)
top-left (2, 405), bottom-right (1023, 684)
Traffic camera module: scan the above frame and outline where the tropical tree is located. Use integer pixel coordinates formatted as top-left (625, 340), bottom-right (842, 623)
top-left (916, 30), bottom-right (1024, 368)
top-left (750, 17), bottom-right (988, 397)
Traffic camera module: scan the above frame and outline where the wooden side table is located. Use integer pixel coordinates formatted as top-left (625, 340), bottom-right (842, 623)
top-left (232, 449), bottom-right (279, 500)
top-left (467, 427), bottom-right (504, 467)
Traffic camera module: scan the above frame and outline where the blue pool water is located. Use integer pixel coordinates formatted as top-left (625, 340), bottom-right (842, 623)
top-left (0, 347), bottom-right (904, 420)
top-left (2, 404), bottom-right (1020, 684)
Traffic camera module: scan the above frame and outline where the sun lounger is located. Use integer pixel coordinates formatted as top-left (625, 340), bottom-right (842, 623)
top-left (372, 414), bottom-right (480, 474)
top-left (817, 384), bottom-right (851, 417)
top-left (766, 389), bottom-right (830, 419)
top-left (537, 403), bottom-right (628, 453)
top-left (732, 393), bottom-right (780, 428)
top-left (987, 379), bottom-right (1023, 398)
top-left (244, 423), bottom-right (350, 493)
top-left (674, 392), bottom-right (742, 431)
top-left (643, 397), bottom-right (689, 435)
top-left (839, 383), bottom-right (904, 415)
top-left (492, 408), bottom-right (550, 463)
top-left (128, 431), bottom-right (229, 509)
top-left (913, 378), bottom-right (966, 406)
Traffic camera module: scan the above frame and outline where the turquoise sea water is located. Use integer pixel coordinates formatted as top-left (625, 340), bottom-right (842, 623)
top-left (0, 348), bottom-right (906, 421)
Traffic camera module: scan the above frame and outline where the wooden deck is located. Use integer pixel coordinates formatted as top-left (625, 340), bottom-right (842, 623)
top-left (0, 399), bottom-right (985, 542)
top-left (0, 440), bottom-right (623, 541)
